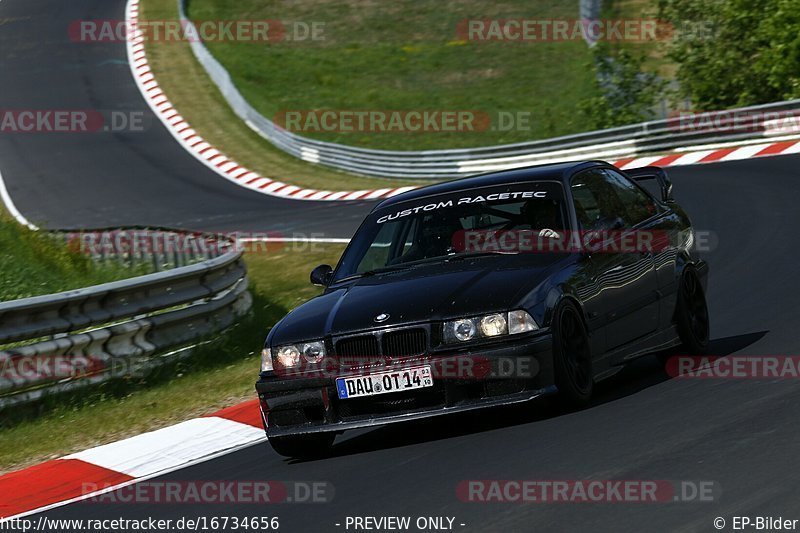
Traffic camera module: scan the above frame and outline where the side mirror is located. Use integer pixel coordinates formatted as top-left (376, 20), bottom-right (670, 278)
top-left (626, 166), bottom-right (675, 203)
top-left (310, 264), bottom-right (333, 286)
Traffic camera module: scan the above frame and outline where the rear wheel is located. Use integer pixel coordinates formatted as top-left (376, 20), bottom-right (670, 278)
top-left (269, 432), bottom-right (335, 458)
top-left (552, 300), bottom-right (593, 406)
top-left (675, 268), bottom-right (710, 354)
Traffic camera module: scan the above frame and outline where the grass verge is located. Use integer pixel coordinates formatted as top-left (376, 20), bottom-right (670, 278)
top-left (140, 0), bottom-right (424, 191)
top-left (183, 0), bottom-right (600, 151)
top-left (0, 216), bottom-right (148, 301)
top-left (0, 243), bottom-right (346, 475)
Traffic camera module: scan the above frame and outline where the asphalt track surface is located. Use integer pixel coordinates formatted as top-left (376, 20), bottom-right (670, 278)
top-left (0, 0), bottom-right (371, 237)
top-left (3, 1), bottom-right (800, 532)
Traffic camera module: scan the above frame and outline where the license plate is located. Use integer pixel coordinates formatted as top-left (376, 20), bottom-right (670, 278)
top-left (336, 366), bottom-right (433, 399)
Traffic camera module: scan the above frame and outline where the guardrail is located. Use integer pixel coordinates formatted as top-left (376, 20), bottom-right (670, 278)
top-left (55, 228), bottom-right (237, 272)
top-left (176, 0), bottom-right (800, 179)
top-left (0, 230), bottom-right (251, 408)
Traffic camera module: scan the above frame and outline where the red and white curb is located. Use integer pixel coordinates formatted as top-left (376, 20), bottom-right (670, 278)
top-left (125, 0), bottom-right (414, 202)
top-left (612, 137), bottom-right (800, 170)
top-left (0, 399), bottom-right (265, 520)
top-left (125, 0), bottom-right (800, 202)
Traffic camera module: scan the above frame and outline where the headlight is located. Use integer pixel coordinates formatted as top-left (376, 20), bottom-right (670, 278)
top-left (444, 310), bottom-right (538, 344)
top-left (480, 313), bottom-right (508, 337)
top-left (453, 319), bottom-right (477, 341)
top-left (300, 341), bottom-right (325, 363)
top-left (276, 345), bottom-right (301, 368)
top-left (273, 340), bottom-right (327, 368)
top-left (261, 347), bottom-right (273, 372)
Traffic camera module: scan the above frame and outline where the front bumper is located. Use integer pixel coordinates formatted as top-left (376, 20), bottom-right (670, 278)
top-left (255, 332), bottom-right (555, 437)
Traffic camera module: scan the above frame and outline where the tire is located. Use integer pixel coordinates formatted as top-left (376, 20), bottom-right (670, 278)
top-left (675, 267), bottom-right (710, 354)
top-left (269, 432), bottom-right (335, 458)
top-left (552, 300), bottom-right (594, 406)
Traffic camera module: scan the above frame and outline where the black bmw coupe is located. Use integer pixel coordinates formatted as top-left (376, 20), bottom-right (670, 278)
top-left (256, 160), bottom-right (709, 457)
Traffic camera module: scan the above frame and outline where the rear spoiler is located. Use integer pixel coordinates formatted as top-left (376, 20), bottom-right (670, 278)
top-left (625, 166), bottom-right (674, 203)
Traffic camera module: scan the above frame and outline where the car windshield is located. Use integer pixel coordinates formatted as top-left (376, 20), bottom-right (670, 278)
top-left (332, 182), bottom-right (568, 282)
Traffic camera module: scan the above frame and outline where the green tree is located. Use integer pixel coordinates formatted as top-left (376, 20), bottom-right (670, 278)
top-left (659, 0), bottom-right (800, 109)
top-left (579, 45), bottom-right (665, 129)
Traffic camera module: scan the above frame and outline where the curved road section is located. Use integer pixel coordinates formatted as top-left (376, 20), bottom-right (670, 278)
top-left (3, 0), bottom-right (800, 532)
top-left (0, 0), bottom-right (370, 237)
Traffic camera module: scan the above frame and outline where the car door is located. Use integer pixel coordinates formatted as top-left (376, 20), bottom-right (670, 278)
top-left (570, 168), bottom-right (660, 351)
top-left (614, 168), bottom-right (687, 333)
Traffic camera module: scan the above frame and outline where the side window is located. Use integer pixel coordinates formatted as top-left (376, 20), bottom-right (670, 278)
top-left (600, 169), bottom-right (658, 226)
top-left (571, 169), bottom-right (658, 229)
top-left (571, 170), bottom-right (628, 230)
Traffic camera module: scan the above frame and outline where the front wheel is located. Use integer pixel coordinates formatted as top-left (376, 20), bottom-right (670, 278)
top-left (675, 268), bottom-right (710, 354)
top-left (552, 300), bottom-right (594, 406)
top-left (269, 432), bottom-right (335, 458)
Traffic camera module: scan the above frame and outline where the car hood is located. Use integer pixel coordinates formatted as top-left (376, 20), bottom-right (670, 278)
top-left (268, 254), bottom-right (571, 345)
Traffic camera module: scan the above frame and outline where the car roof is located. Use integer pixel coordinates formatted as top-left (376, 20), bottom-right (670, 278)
top-left (375, 160), bottom-right (610, 209)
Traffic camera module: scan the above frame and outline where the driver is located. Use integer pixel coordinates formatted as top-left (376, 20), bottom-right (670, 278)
top-left (520, 199), bottom-right (561, 238)
top-left (395, 212), bottom-right (461, 263)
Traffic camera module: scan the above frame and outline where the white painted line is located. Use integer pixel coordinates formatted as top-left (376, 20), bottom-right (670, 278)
top-left (0, 166), bottom-right (38, 230)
